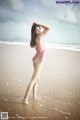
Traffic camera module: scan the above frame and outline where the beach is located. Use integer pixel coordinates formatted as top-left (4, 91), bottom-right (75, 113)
top-left (0, 43), bottom-right (80, 120)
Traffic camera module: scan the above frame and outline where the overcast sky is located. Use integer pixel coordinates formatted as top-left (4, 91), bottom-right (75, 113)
top-left (0, 0), bottom-right (80, 44)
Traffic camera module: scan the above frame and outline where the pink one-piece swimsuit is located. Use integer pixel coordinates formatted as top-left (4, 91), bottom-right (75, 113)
top-left (32, 45), bottom-right (46, 62)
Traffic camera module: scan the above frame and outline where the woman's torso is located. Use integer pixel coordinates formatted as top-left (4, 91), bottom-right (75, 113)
top-left (32, 43), bottom-right (46, 62)
top-left (32, 34), bottom-right (46, 62)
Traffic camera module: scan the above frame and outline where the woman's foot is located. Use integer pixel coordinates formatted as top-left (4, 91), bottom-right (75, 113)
top-left (22, 98), bottom-right (29, 105)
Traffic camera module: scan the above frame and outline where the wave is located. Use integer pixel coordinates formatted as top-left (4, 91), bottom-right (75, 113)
top-left (45, 43), bottom-right (80, 52)
top-left (0, 41), bottom-right (80, 52)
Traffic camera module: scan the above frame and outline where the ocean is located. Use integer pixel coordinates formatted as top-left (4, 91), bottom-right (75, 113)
top-left (0, 41), bottom-right (80, 52)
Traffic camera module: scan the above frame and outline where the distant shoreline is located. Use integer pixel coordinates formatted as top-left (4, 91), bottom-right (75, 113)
top-left (0, 41), bottom-right (80, 52)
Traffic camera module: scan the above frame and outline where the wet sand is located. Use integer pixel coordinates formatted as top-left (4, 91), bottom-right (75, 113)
top-left (0, 43), bottom-right (80, 120)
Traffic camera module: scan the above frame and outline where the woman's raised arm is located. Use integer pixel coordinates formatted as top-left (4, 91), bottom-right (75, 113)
top-left (36, 23), bottom-right (50, 36)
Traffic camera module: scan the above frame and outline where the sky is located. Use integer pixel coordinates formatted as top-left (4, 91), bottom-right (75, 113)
top-left (0, 0), bottom-right (80, 44)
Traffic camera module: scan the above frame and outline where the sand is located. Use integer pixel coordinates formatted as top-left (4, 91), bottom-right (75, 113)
top-left (0, 43), bottom-right (80, 120)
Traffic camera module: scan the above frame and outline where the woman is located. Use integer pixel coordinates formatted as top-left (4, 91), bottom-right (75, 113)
top-left (22, 22), bottom-right (50, 104)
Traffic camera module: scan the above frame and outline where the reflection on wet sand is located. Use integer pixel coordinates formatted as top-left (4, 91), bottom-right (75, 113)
top-left (0, 94), bottom-right (80, 120)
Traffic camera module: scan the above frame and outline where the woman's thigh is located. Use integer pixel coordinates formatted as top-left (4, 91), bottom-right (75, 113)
top-left (31, 60), bottom-right (43, 81)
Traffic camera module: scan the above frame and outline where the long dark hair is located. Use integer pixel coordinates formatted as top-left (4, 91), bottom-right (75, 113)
top-left (30, 23), bottom-right (37, 48)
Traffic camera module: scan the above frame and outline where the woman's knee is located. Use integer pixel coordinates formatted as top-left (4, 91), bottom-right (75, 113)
top-left (32, 69), bottom-right (41, 80)
top-left (31, 77), bottom-right (38, 85)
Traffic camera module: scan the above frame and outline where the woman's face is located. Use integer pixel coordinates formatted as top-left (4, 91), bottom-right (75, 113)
top-left (35, 27), bottom-right (41, 35)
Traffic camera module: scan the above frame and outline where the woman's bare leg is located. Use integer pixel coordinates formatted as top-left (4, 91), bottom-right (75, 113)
top-left (22, 60), bottom-right (42, 104)
top-left (33, 61), bottom-right (38, 99)
top-left (23, 78), bottom-right (37, 104)
top-left (33, 81), bottom-right (38, 99)
top-left (33, 61), bottom-right (42, 99)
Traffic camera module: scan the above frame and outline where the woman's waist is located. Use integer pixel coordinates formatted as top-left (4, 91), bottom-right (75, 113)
top-left (36, 44), bottom-right (46, 52)
top-left (37, 50), bottom-right (45, 55)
